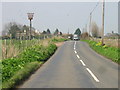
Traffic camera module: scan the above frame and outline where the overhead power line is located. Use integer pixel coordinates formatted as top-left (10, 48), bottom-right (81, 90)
top-left (88, 1), bottom-right (100, 38)
top-left (84, 1), bottom-right (100, 26)
top-left (90, 1), bottom-right (100, 14)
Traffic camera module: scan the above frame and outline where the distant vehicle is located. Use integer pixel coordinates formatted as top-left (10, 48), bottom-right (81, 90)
top-left (68, 36), bottom-right (71, 39)
top-left (73, 34), bottom-right (80, 40)
top-left (67, 35), bottom-right (73, 40)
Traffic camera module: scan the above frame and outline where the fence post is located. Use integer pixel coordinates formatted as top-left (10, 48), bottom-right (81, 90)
top-left (5, 39), bottom-right (7, 59)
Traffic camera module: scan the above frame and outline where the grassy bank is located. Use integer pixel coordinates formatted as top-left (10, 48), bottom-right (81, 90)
top-left (81, 40), bottom-right (120, 64)
top-left (2, 61), bottom-right (42, 89)
top-left (2, 42), bottom-right (57, 89)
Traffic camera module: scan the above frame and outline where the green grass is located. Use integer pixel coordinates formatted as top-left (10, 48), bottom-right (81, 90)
top-left (2, 61), bottom-right (42, 89)
top-left (2, 43), bottom-right (57, 89)
top-left (81, 40), bottom-right (120, 63)
top-left (1, 37), bottom-right (67, 89)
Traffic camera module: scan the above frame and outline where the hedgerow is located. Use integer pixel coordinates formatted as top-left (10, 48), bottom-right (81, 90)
top-left (2, 43), bottom-right (57, 85)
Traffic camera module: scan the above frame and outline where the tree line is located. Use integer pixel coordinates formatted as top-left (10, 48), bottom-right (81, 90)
top-left (2, 21), bottom-right (111, 40)
top-left (1, 22), bottom-right (63, 39)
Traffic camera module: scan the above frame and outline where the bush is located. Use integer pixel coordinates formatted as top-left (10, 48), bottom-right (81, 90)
top-left (2, 43), bottom-right (57, 84)
top-left (2, 62), bottom-right (41, 89)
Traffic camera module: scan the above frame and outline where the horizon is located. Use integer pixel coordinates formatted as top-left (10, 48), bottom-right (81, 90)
top-left (1, 2), bottom-right (118, 35)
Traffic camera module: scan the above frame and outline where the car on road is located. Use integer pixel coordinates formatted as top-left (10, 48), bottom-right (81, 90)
top-left (73, 34), bottom-right (80, 41)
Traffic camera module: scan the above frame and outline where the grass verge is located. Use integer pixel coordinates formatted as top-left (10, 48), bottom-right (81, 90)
top-left (2, 61), bottom-right (43, 89)
top-left (2, 43), bottom-right (57, 89)
top-left (81, 40), bottom-right (120, 64)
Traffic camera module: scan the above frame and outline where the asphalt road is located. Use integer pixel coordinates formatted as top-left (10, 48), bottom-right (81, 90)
top-left (19, 41), bottom-right (118, 88)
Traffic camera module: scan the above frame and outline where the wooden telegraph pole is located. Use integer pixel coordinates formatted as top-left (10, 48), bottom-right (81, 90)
top-left (89, 13), bottom-right (92, 39)
top-left (102, 0), bottom-right (105, 45)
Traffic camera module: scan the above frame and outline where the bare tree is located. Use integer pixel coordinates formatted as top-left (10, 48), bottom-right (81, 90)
top-left (2, 22), bottom-right (14, 35)
top-left (81, 32), bottom-right (89, 39)
top-left (2, 22), bottom-right (21, 36)
top-left (98, 27), bottom-right (102, 38)
top-left (91, 22), bottom-right (99, 38)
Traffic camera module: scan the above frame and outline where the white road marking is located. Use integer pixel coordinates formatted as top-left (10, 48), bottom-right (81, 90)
top-left (73, 41), bottom-right (99, 83)
top-left (74, 51), bottom-right (77, 54)
top-left (75, 41), bottom-right (76, 45)
top-left (80, 60), bottom-right (86, 66)
top-left (74, 41), bottom-right (76, 49)
top-left (86, 68), bottom-right (100, 82)
top-left (74, 45), bottom-right (75, 49)
top-left (77, 55), bottom-right (80, 59)
top-left (74, 46), bottom-right (75, 49)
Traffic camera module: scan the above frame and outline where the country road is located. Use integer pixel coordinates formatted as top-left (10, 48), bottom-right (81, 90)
top-left (19, 41), bottom-right (118, 88)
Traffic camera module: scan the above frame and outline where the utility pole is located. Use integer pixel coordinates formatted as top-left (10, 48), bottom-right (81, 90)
top-left (68, 28), bottom-right (69, 35)
top-left (85, 24), bottom-right (87, 32)
top-left (102, 0), bottom-right (105, 45)
top-left (89, 13), bottom-right (92, 39)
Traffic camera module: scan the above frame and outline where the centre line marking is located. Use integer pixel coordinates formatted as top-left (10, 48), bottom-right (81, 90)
top-left (80, 60), bottom-right (86, 66)
top-left (74, 41), bottom-right (76, 49)
top-left (86, 68), bottom-right (100, 82)
top-left (77, 55), bottom-right (80, 59)
top-left (75, 41), bottom-right (76, 45)
top-left (74, 51), bottom-right (77, 54)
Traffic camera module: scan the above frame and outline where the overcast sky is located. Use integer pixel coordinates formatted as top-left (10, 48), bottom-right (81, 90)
top-left (1, 1), bottom-right (118, 34)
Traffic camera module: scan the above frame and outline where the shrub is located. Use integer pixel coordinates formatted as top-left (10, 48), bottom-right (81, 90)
top-left (2, 61), bottom-right (41, 89)
top-left (2, 43), bottom-right (57, 83)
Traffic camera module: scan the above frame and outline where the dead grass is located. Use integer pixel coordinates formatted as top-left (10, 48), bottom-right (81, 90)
top-left (42, 39), bottom-right (50, 46)
top-left (2, 40), bottom-right (42, 60)
top-left (55, 42), bottom-right (64, 47)
top-left (92, 38), bottom-right (119, 48)
top-left (1, 37), bottom-right (65, 60)
top-left (2, 44), bottom-right (20, 59)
